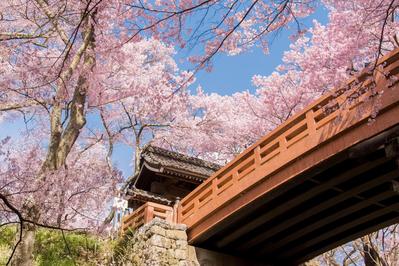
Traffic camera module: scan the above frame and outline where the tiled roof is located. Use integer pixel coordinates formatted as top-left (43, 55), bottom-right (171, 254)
top-left (127, 187), bottom-right (174, 206)
top-left (141, 145), bottom-right (221, 180)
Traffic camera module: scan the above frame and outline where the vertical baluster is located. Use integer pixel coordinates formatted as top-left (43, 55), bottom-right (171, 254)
top-left (254, 146), bottom-right (261, 167)
top-left (165, 209), bottom-right (173, 223)
top-left (174, 197), bottom-right (180, 224)
top-left (233, 171), bottom-right (239, 183)
top-left (195, 198), bottom-right (199, 214)
top-left (177, 207), bottom-right (182, 223)
top-left (306, 110), bottom-right (316, 134)
top-left (279, 135), bottom-right (288, 151)
top-left (374, 62), bottom-right (385, 85)
top-left (178, 201), bottom-right (186, 223)
top-left (211, 178), bottom-right (218, 199)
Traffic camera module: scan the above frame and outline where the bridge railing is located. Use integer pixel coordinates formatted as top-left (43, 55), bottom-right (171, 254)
top-left (178, 49), bottom-right (399, 229)
top-left (120, 201), bottom-right (174, 235)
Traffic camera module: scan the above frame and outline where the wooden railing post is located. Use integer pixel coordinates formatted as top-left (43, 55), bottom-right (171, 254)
top-left (165, 209), bottom-right (173, 223)
top-left (177, 202), bottom-right (183, 224)
top-left (173, 197), bottom-right (180, 223)
top-left (233, 171), bottom-right (239, 182)
top-left (306, 110), bottom-right (316, 134)
top-left (211, 178), bottom-right (218, 199)
top-left (144, 204), bottom-right (154, 223)
top-left (254, 146), bottom-right (261, 166)
top-left (279, 136), bottom-right (288, 151)
top-left (120, 202), bottom-right (175, 234)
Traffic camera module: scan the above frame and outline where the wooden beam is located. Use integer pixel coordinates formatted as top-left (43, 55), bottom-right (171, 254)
top-left (349, 125), bottom-right (399, 158)
top-left (293, 215), bottom-right (399, 264)
top-left (188, 153), bottom-right (345, 246)
top-left (255, 189), bottom-right (396, 256)
top-left (235, 166), bottom-right (398, 252)
top-left (215, 157), bottom-right (387, 248)
top-left (328, 186), bottom-right (389, 208)
top-left (278, 201), bottom-right (399, 259)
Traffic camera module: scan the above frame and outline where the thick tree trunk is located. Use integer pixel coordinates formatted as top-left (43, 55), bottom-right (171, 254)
top-left (10, 11), bottom-right (96, 265)
top-left (11, 223), bottom-right (36, 266)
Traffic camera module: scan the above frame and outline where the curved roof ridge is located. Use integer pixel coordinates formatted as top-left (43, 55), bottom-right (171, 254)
top-left (142, 145), bottom-right (221, 171)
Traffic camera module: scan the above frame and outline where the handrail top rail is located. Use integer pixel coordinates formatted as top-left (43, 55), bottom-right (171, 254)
top-left (120, 201), bottom-right (175, 234)
top-left (121, 201), bottom-right (173, 223)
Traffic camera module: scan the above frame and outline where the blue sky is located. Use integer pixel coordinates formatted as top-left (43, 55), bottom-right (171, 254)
top-left (1, 6), bottom-right (329, 178)
top-left (183, 5), bottom-right (328, 96)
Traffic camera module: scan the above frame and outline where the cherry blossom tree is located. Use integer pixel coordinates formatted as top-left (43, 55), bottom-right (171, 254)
top-left (152, 89), bottom-right (267, 163)
top-left (0, 133), bottom-right (122, 264)
top-left (95, 38), bottom-right (193, 173)
top-left (253, 0), bottom-right (399, 123)
top-left (154, 0), bottom-right (399, 163)
top-left (316, 225), bottom-right (399, 265)
top-left (152, 1), bottom-right (399, 264)
top-left (1, 0), bottom-right (399, 265)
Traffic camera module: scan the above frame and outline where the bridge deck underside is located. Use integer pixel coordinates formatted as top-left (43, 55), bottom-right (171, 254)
top-left (193, 133), bottom-right (399, 265)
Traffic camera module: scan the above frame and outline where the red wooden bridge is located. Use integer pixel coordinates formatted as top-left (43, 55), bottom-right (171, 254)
top-left (122, 49), bottom-right (399, 264)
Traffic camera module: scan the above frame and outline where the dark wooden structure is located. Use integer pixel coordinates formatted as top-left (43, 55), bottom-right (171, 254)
top-left (126, 145), bottom-right (220, 209)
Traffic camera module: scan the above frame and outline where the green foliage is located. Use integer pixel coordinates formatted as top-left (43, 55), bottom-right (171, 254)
top-left (0, 244), bottom-right (11, 266)
top-left (0, 226), bottom-right (105, 266)
top-left (34, 229), bottom-right (102, 266)
top-left (0, 226), bottom-right (16, 265)
top-left (111, 229), bottom-right (136, 265)
top-left (0, 225), bottom-right (17, 247)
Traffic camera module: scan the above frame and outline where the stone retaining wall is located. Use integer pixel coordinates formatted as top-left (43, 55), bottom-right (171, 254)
top-left (123, 218), bottom-right (199, 266)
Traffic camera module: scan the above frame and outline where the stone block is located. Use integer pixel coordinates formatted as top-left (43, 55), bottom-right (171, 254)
top-left (166, 230), bottom-right (187, 240)
top-left (172, 223), bottom-right (187, 231)
top-left (187, 246), bottom-right (200, 265)
top-left (176, 239), bottom-right (188, 250)
top-left (149, 225), bottom-right (166, 236)
top-left (148, 246), bottom-right (167, 259)
top-left (151, 217), bottom-right (172, 229)
top-left (118, 217), bottom-right (198, 265)
top-left (175, 249), bottom-right (188, 260)
top-left (150, 234), bottom-right (171, 249)
top-left (179, 260), bottom-right (200, 266)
